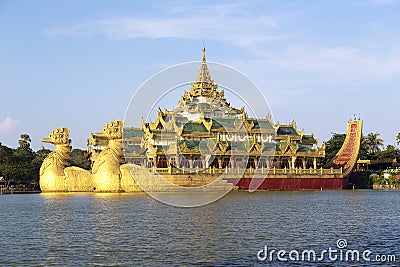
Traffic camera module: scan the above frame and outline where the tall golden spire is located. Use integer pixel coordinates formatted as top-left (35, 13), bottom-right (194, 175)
top-left (185, 46), bottom-right (219, 100)
top-left (202, 46), bottom-right (206, 63)
top-left (195, 46), bottom-right (213, 84)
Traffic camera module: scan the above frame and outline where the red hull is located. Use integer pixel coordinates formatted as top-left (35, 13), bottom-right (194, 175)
top-left (227, 178), bottom-right (344, 190)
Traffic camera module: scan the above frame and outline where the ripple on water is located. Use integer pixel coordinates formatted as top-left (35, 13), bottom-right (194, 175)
top-left (0, 191), bottom-right (399, 266)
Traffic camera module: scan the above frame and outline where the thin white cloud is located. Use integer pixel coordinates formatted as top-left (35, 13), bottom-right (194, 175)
top-left (225, 43), bottom-right (400, 113)
top-left (45, 16), bottom-right (279, 40)
top-left (43, 3), bottom-right (400, 101)
top-left (43, 4), bottom-right (285, 52)
top-left (0, 117), bottom-right (19, 135)
top-left (373, 0), bottom-right (400, 4)
top-left (268, 45), bottom-right (400, 83)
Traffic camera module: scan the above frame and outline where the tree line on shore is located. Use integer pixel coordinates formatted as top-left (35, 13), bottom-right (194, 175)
top-left (0, 132), bottom-right (399, 185)
top-left (0, 134), bottom-right (90, 185)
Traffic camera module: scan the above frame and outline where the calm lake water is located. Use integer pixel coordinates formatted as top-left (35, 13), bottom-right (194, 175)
top-left (0, 190), bottom-right (399, 266)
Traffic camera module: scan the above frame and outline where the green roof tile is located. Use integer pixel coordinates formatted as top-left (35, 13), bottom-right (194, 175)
top-left (211, 118), bottom-right (237, 129)
top-left (179, 140), bottom-right (200, 150)
top-left (182, 123), bottom-right (208, 133)
top-left (277, 126), bottom-right (299, 136)
top-left (247, 119), bottom-right (274, 130)
top-left (302, 135), bottom-right (316, 142)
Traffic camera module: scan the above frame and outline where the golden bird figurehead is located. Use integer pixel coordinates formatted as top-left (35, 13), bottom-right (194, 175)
top-left (41, 127), bottom-right (71, 145)
top-left (93, 120), bottom-right (124, 140)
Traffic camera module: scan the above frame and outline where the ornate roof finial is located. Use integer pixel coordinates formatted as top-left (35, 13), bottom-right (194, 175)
top-left (185, 46), bottom-right (220, 100)
top-left (195, 46), bottom-right (213, 84)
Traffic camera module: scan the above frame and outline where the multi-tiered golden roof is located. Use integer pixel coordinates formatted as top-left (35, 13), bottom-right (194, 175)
top-left (115, 47), bottom-right (325, 171)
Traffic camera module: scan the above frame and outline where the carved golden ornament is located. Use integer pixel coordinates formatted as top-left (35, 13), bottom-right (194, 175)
top-left (92, 120), bottom-right (124, 140)
top-left (41, 126), bottom-right (71, 145)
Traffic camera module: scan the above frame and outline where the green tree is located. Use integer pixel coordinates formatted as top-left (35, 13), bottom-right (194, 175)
top-left (0, 142), bottom-right (16, 180)
top-left (365, 132), bottom-right (384, 154)
top-left (372, 174), bottom-right (383, 186)
top-left (358, 135), bottom-right (370, 160)
top-left (0, 142), bottom-right (13, 163)
top-left (0, 135), bottom-right (54, 184)
top-left (31, 148), bottom-right (52, 182)
top-left (386, 173), bottom-right (399, 188)
top-left (18, 134), bottom-right (31, 150)
top-left (70, 149), bottom-right (91, 170)
top-left (397, 133), bottom-right (400, 146)
top-left (321, 133), bottom-right (346, 165)
top-left (0, 134), bottom-right (40, 183)
top-left (15, 134), bottom-right (34, 159)
top-left (375, 145), bottom-right (400, 161)
top-left (33, 148), bottom-right (52, 163)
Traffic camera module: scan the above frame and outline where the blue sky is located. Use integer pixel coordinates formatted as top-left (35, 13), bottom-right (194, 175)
top-left (0, 0), bottom-right (399, 150)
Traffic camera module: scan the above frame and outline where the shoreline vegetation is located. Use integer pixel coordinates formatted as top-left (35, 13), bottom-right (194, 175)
top-left (0, 134), bottom-right (90, 193)
top-left (0, 132), bottom-right (399, 192)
